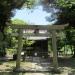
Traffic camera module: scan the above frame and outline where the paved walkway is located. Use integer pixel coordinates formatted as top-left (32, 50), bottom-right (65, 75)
top-left (0, 56), bottom-right (74, 75)
top-left (23, 57), bottom-right (52, 71)
top-left (0, 72), bottom-right (69, 75)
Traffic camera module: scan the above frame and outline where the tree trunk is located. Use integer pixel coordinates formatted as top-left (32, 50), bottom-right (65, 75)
top-left (0, 29), bottom-right (6, 57)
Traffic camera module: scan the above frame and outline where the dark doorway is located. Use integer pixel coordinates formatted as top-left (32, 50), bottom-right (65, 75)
top-left (23, 39), bottom-right (48, 58)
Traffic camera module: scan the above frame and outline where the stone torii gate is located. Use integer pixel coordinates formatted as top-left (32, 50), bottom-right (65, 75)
top-left (10, 24), bottom-right (68, 71)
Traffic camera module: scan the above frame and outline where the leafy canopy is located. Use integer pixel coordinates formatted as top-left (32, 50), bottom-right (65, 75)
top-left (11, 19), bottom-right (27, 25)
top-left (56, 0), bottom-right (75, 26)
top-left (0, 0), bottom-right (35, 32)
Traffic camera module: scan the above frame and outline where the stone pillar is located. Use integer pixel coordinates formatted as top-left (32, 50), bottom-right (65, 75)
top-left (16, 29), bottom-right (23, 70)
top-left (52, 30), bottom-right (58, 71)
top-left (23, 38), bottom-right (26, 61)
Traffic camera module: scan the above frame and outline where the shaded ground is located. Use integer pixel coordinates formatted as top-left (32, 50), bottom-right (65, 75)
top-left (0, 56), bottom-right (75, 75)
top-left (0, 72), bottom-right (50, 75)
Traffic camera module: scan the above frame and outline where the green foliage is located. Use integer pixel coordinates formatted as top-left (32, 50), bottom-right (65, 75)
top-left (22, 0), bottom-right (35, 8)
top-left (6, 48), bottom-right (17, 55)
top-left (11, 19), bottom-right (28, 25)
top-left (56, 0), bottom-right (74, 8)
top-left (4, 19), bottom-right (34, 55)
top-left (56, 0), bottom-right (75, 26)
top-left (0, 0), bottom-right (35, 56)
top-left (4, 26), bottom-right (12, 34)
top-left (23, 40), bottom-right (34, 46)
top-left (55, 0), bottom-right (75, 56)
top-left (5, 19), bottom-right (26, 48)
top-left (65, 26), bottom-right (75, 45)
top-left (0, 0), bottom-right (25, 31)
top-left (0, 0), bottom-right (35, 32)
top-left (57, 31), bottom-right (66, 50)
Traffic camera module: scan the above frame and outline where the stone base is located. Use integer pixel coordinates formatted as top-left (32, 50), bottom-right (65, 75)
top-left (51, 68), bottom-right (61, 74)
top-left (13, 67), bottom-right (26, 73)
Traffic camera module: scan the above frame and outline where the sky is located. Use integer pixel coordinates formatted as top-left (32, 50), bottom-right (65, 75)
top-left (12, 1), bottom-right (58, 25)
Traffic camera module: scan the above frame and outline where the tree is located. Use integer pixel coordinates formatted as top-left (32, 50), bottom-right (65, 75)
top-left (0, 0), bottom-right (35, 57)
top-left (65, 26), bottom-right (75, 57)
top-left (55, 0), bottom-right (75, 26)
top-left (11, 19), bottom-right (27, 25)
top-left (0, 0), bottom-right (26, 57)
top-left (0, 0), bottom-right (25, 33)
top-left (55, 0), bottom-right (75, 57)
top-left (0, 0), bottom-right (35, 35)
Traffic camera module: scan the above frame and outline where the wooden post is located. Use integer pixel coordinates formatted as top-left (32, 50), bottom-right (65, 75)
top-left (16, 29), bottom-right (23, 70)
top-left (52, 30), bottom-right (58, 70)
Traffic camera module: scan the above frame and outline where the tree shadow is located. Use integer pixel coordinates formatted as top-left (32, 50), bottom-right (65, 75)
top-left (68, 70), bottom-right (75, 75)
top-left (0, 72), bottom-right (26, 75)
top-left (0, 61), bottom-right (4, 65)
top-left (58, 57), bottom-right (75, 69)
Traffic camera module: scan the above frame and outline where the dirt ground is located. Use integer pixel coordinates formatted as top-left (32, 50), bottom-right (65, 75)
top-left (0, 56), bottom-right (75, 75)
